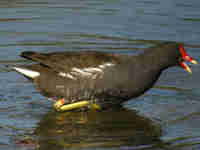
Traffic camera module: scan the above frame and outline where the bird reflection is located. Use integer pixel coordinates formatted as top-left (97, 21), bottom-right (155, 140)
top-left (34, 109), bottom-right (162, 150)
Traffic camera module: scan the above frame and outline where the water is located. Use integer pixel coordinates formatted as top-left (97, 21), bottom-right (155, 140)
top-left (0, 0), bottom-right (200, 149)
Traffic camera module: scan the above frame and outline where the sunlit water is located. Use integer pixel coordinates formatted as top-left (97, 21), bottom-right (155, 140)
top-left (0, 0), bottom-right (200, 150)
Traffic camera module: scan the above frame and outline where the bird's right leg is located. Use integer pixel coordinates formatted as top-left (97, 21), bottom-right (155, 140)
top-left (53, 99), bottom-right (101, 112)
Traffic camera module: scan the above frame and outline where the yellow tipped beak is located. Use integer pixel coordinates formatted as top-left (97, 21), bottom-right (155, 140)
top-left (184, 63), bottom-right (192, 74)
top-left (180, 62), bottom-right (192, 74)
top-left (184, 58), bottom-right (198, 73)
top-left (190, 59), bottom-right (198, 65)
top-left (179, 44), bottom-right (198, 73)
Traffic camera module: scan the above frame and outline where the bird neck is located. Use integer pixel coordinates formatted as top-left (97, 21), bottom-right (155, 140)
top-left (137, 47), bottom-right (177, 73)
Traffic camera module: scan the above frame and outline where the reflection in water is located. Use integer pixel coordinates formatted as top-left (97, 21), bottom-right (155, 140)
top-left (34, 109), bottom-right (162, 149)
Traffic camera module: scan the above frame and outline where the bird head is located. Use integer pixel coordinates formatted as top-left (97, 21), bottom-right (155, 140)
top-left (178, 45), bottom-right (198, 73)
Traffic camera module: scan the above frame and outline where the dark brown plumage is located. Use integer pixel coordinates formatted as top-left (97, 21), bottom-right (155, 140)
top-left (13, 42), bottom-right (197, 110)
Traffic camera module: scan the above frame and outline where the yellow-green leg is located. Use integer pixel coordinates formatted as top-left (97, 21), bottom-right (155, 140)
top-left (53, 99), bottom-right (101, 112)
top-left (59, 100), bottom-right (89, 111)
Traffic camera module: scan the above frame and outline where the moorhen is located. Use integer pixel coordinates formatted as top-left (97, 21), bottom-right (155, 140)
top-left (12, 42), bottom-right (198, 111)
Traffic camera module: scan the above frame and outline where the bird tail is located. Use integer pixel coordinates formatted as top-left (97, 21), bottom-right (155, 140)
top-left (12, 66), bottom-right (40, 79)
top-left (6, 64), bottom-right (40, 79)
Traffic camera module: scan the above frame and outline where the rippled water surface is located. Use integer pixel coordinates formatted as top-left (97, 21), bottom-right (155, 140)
top-left (0, 0), bottom-right (200, 150)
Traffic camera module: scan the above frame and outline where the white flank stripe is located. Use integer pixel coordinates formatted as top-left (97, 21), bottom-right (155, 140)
top-left (13, 67), bottom-right (40, 78)
top-left (83, 67), bottom-right (102, 73)
top-left (99, 63), bottom-right (115, 68)
top-left (64, 63), bottom-right (115, 79)
top-left (58, 72), bottom-right (67, 77)
top-left (72, 68), bottom-right (92, 76)
top-left (58, 72), bottom-right (76, 80)
top-left (105, 63), bottom-right (115, 66)
top-left (66, 74), bottom-right (76, 80)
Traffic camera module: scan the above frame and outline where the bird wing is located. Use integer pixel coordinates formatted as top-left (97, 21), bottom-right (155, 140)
top-left (21, 51), bottom-right (120, 80)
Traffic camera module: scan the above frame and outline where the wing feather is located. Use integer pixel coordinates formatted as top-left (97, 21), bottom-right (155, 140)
top-left (21, 51), bottom-right (119, 79)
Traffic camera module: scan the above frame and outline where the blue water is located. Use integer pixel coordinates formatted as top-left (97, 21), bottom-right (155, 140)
top-left (0, 0), bottom-right (200, 150)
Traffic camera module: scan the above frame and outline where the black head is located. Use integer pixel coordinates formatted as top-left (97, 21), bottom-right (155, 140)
top-left (152, 42), bottom-right (198, 73)
top-left (177, 44), bottom-right (198, 73)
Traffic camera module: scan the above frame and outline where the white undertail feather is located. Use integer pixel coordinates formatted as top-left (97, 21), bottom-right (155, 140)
top-left (13, 67), bottom-right (40, 78)
top-left (72, 68), bottom-right (92, 76)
